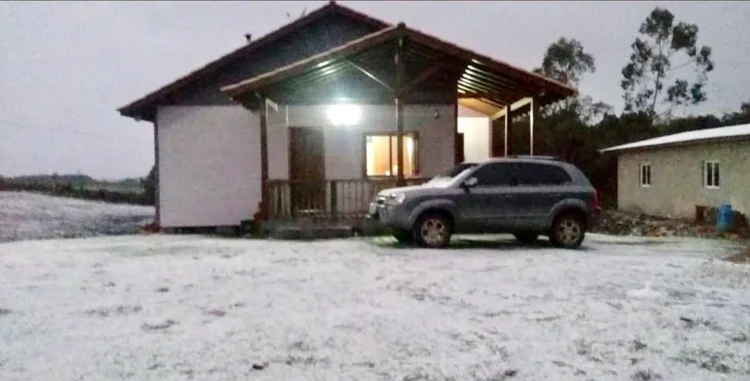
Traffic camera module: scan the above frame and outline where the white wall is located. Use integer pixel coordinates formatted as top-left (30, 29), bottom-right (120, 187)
top-left (457, 104), bottom-right (491, 162)
top-left (617, 139), bottom-right (750, 218)
top-left (266, 103), bottom-right (456, 180)
top-left (157, 106), bottom-right (260, 227)
top-left (156, 103), bottom-right (459, 225)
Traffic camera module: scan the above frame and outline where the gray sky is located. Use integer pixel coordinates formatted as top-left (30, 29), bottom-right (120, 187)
top-left (2, 1), bottom-right (749, 180)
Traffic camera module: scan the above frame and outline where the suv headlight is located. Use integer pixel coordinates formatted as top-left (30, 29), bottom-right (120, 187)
top-left (386, 192), bottom-right (406, 205)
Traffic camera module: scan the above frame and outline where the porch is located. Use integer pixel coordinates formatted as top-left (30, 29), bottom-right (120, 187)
top-left (268, 177), bottom-right (428, 222)
top-left (221, 23), bottom-right (575, 224)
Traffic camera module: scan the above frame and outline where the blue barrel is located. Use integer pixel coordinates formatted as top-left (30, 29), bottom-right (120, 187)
top-left (716, 204), bottom-right (733, 232)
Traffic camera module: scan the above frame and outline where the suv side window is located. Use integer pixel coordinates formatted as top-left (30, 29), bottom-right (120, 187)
top-left (515, 163), bottom-right (572, 186)
top-left (471, 163), bottom-right (518, 186)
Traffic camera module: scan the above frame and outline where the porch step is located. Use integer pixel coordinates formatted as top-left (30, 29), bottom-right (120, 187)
top-left (261, 218), bottom-right (390, 240)
top-left (267, 225), bottom-right (354, 240)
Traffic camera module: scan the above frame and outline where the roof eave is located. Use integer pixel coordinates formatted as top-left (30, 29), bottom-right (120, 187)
top-left (117, 1), bottom-right (391, 121)
top-left (600, 134), bottom-right (750, 154)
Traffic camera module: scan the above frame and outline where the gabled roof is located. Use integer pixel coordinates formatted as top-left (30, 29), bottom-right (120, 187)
top-left (118, 1), bottom-right (389, 121)
top-left (221, 24), bottom-right (576, 110)
top-left (600, 123), bottom-right (750, 153)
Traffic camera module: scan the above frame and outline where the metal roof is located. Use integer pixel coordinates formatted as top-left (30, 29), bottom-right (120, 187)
top-left (600, 123), bottom-right (750, 153)
top-left (221, 24), bottom-right (576, 112)
top-left (117, 1), bottom-right (389, 121)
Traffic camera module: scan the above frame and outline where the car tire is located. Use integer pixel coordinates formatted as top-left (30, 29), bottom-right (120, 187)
top-left (513, 232), bottom-right (539, 244)
top-left (392, 228), bottom-right (414, 244)
top-left (549, 212), bottom-right (586, 249)
top-left (413, 213), bottom-right (452, 249)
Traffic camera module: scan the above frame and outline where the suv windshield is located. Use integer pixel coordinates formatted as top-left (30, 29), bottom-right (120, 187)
top-left (427, 163), bottom-right (478, 185)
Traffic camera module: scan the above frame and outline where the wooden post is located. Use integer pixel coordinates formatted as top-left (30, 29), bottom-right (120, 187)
top-left (259, 99), bottom-right (269, 220)
top-left (529, 97), bottom-right (536, 156)
top-left (395, 35), bottom-right (405, 186)
top-left (330, 180), bottom-right (338, 219)
top-left (153, 121), bottom-right (160, 226)
top-left (504, 105), bottom-right (511, 157)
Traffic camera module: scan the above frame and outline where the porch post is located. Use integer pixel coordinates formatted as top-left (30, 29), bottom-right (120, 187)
top-left (395, 34), bottom-right (405, 186)
top-left (504, 105), bottom-right (511, 157)
top-left (529, 97), bottom-right (536, 156)
top-left (259, 98), bottom-right (270, 220)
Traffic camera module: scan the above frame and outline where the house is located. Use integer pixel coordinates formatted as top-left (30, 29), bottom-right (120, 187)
top-left (118, 1), bottom-right (575, 229)
top-left (601, 123), bottom-right (750, 219)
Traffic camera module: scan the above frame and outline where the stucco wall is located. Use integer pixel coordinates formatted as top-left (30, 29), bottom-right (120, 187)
top-left (457, 105), bottom-right (491, 162)
top-left (617, 139), bottom-right (750, 219)
top-left (157, 106), bottom-right (260, 227)
top-left (266, 103), bottom-right (456, 180)
top-left (156, 103), bottom-right (458, 225)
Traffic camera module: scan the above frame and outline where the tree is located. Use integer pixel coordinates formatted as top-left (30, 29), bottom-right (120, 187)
top-left (534, 37), bottom-right (596, 87)
top-left (621, 7), bottom-right (714, 121)
top-left (533, 37), bottom-right (611, 121)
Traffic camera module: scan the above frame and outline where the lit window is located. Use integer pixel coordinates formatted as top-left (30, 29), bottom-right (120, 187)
top-left (704, 160), bottom-right (720, 189)
top-left (640, 162), bottom-right (651, 187)
top-left (365, 133), bottom-right (418, 177)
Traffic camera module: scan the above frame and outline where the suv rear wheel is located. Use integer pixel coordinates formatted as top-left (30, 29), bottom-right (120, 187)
top-left (413, 213), bottom-right (452, 248)
top-left (550, 213), bottom-right (586, 249)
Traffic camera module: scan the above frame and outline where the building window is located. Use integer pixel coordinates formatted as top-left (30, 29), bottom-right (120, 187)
top-left (365, 133), bottom-right (418, 177)
top-left (704, 160), bottom-right (720, 189)
top-left (640, 162), bottom-right (651, 187)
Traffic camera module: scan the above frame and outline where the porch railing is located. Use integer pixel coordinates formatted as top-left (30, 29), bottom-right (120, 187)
top-left (267, 178), bottom-right (428, 221)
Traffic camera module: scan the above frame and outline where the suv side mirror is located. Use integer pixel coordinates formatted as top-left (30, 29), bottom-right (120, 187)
top-left (462, 177), bottom-right (478, 190)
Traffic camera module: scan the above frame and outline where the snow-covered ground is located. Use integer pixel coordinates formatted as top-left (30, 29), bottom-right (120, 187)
top-left (0, 191), bottom-right (153, 242)
top-left (1, 234), bottom-right (748, 381)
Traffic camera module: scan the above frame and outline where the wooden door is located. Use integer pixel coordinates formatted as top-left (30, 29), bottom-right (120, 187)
top-left (455, 132), bottom-right (465, 164)
top-left (289, 127), bottom-right (325, 214)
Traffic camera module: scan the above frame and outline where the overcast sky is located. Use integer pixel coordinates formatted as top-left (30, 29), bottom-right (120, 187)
top-left (1, 1), bottom-right (749, 180)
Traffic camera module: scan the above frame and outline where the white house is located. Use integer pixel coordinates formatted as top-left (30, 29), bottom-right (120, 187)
top-left (601, 123), bottom-right (750, 219)
top-left (118, 1), bottom-right (575, 228)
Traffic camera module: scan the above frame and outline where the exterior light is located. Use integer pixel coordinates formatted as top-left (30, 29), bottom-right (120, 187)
top-left (327, 104), bottom-right (361, 126)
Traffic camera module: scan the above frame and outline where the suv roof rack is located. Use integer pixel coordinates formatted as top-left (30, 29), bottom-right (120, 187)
top-left (506, 155), bottom-right (561, 161)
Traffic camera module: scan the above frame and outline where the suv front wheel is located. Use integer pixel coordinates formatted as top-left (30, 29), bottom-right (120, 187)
top-left (549, 213), bottom-right (586, 249)
top-left (413, 213), bottom-right (452, 248)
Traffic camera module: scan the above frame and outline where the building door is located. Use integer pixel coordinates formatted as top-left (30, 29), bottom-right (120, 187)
top-left (455, 132), bottom-right (465, 164)
top-left (289, 127), bottom-right (325, 214)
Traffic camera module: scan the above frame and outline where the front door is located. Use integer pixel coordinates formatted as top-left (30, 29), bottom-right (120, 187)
top-left (455, 132), bottom-right (465, 164)
top-left (289, 127), bottom-right (325, 214)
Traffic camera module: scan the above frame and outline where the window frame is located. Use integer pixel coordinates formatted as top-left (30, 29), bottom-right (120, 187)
top-left (640, 162), bottom-right (651, 188)
top-left (514, 162), bottom-right (573, 186)
top-left (704, 160), bottom-right (720, 189)
top-left (470, 162), bottom-right (520, 187)
top-left (363, 131), bottom-right (420, 179)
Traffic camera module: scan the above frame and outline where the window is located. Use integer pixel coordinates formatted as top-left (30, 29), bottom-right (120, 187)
top-left (365, 133), bottom-right (418, 177)
top-left (640, 162), bottom-right (651, 187)
top-left (704, 160), bottom-right (720, 189)
top-left (471, 163), bottom-right (519, 186)
top-left (514, 163), bottom-right (572, 186)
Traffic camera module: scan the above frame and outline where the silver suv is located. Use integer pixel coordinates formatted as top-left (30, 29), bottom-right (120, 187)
top-left (368, 156), bottom-right (601, 249)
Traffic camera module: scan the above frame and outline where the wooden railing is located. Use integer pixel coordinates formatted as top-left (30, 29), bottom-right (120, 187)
top-left (267, 177), bottom-right (428, 220)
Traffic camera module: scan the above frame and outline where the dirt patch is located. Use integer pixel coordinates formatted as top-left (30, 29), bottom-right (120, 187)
top-left (723, 247), bottom-right (750, 264)
top-left (593, 209), bottom-right (750, 240)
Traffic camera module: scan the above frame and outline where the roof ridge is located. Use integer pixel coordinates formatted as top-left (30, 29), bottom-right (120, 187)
top-left (118, 1), bottom-right (391, 120)
top-left (600, 122), bottom-right (750, 152)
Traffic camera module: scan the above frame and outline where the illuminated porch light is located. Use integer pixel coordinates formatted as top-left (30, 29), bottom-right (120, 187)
top-left (327, 104), bottom-right (361, 126)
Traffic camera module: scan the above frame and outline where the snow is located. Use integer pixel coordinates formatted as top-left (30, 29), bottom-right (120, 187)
top-left (2, 234), bottom-right (749, 381)
top-left (600, 123), bottom-right (750, 152)
top-left (0, 192), bottom-right (154, 242)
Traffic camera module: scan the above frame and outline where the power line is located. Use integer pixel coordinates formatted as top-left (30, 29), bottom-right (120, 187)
top-left (0, 120), bottom-right (152, 142)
